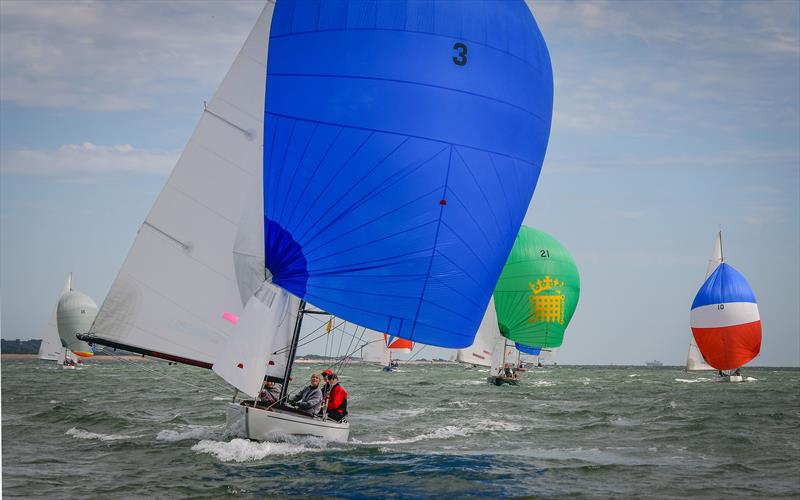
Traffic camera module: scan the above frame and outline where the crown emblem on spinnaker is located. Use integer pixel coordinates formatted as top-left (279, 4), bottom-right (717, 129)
top-left (528, 276), bottom-right (566, 324)
top-left (529, 276), bottom-right (562, 295)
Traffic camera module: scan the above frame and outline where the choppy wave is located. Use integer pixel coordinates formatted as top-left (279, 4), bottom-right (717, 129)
top-left (192, 437), bottom-right (332, 462)
top-left (4, 362), bottom-right (798, 498)
top-left (156, 424), bottom-right (223, 442)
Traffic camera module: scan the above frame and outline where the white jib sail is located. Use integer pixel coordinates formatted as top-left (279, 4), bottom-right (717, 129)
top-left (457, 296), bottom-right (500, 368)
top-left (213, 281), bottom-right (298, 397)
top-left (89, 3), bottom-right (276, 376)
top-left (686, 340), bottom-right (714, 371)
top-left (39, 273), bottom-right (73, 361)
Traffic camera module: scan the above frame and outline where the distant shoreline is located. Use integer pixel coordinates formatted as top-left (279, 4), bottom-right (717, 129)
top-left (3, 354), bottom-right (795, 368)
top-left (2, 354), bottom-right (153, 362)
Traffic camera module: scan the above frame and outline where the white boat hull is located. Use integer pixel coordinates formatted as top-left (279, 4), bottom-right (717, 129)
top-left (719, 375), bottom-right (744, 383)
top-left (226, 403), bottom-right (350, 442)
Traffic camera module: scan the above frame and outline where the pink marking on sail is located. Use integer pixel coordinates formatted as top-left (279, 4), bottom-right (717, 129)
top-left (222, 312), bottom-right (240, 325)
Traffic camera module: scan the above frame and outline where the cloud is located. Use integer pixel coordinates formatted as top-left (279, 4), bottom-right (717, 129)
top-left (0, 0), bottom-right (263, 111)
top-left (536, 0), bottom-right (800, 136)
top-left (0, 142), bottom-right (177, 177)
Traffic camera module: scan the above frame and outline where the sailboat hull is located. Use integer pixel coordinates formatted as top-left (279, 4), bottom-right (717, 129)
top-left (719, 375), bottom-right (744, 383)
top-left (486, 376), bottom-right (520, 386)
top-left (226, 403), bottom-right (350, 442)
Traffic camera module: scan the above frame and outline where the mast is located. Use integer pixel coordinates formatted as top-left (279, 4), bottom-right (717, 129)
top-left (719, 228), bottom-right (724, 263)
top-left (279, 299), bottom-right (306, 401)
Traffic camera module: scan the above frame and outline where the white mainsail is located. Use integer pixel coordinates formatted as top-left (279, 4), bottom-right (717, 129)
top-left (490, 338), bottom-right (518, 377)
top-left (360, 329), bottom-right (391, 366)
top-left (89, 3), bottom-right (277, 395)
top-left (457, 296), bottom-right (501, 368)
top-left (686, 230), bottom-right (722, 371)
top-left (39, 273), bottom-right (73, 361)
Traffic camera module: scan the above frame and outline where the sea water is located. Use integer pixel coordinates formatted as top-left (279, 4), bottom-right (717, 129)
top-left (2, 360), bottom-right (799, 498)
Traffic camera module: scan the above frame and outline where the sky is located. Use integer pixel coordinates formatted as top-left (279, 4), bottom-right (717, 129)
top-left (1, 0), bottom-right (798, 366)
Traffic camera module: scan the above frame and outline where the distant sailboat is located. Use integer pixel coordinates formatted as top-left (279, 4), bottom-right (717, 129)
top-left (685, 232), bottom-right (720, 372)
top-left (456, 296), bottom-right (503, 370)
top-left (39, 273), bottom-right (92, 367)
top-left (383, 335), bottom-right (412, 372)
top-left (690, 231), bottom-right (761, 382)
top-left (39, 273), bottom-right (73, 362)
top-left (488, 337), bottom-right (521, 386)
top-left (80, 0), bottom-right (554, 441)
top-left (490, 227), bottom-right (580, 383)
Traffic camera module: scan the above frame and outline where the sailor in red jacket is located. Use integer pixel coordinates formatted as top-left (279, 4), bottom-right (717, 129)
top-left (325, 373), bottom-right (348, 422)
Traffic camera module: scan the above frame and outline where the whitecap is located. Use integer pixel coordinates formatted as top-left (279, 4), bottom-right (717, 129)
top-left (156, 424), bottom-right (223, 442)
top-left (628, 374), bottom-right (640, 378)
top-left (191, 437), bottom-right (328, 462)
top-left (66, 427), bottom-right (141, 441)
top-left (674, 378), bottom-right (707, 383)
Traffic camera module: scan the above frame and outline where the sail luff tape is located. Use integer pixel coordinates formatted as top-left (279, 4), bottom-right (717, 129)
top-left (203, 105), bottom-right (253, 138)
top-left (143, 221), bottom-right (191, 252)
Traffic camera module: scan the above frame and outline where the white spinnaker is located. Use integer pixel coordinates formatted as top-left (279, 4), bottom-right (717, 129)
top-left (90, 3), bottom-right (275, 372)
top-left (361, 329), bottom-right (391, 365)
top-left (39, 273), bottom-right (72, 361)
top-left (457, 296), bottom-right (500, 368)
top-left (686, 340), bottom-right (714, 371)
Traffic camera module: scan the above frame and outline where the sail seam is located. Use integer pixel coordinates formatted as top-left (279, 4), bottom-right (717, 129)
top-left (265, 111), bottom-right (540, 166)
top-left (409, 145), bottom-right (453, 339)
top-left (267, 72), bottom-right (542, 120)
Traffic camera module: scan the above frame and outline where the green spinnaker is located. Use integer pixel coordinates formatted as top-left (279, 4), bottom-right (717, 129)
top-left (493, 226), bottom-right (580, 348)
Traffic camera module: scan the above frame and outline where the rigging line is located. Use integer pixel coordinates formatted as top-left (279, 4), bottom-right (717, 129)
top-left (272, 317), bottom-right (348, 355)
top-left (336, 319), bottom-right (346, 364)
top-left (93, 347), bottom-right (232, 397)
top-left (289, 318), bottom-right (356, 353)
top-left (331, 326), bottom-right (369, 377)
top-left (337, 322), bottom-right (363, 377)
top-left (324, 315), bottom-right (331, 360)
top-left (406, 344), bottom-right (428, 362)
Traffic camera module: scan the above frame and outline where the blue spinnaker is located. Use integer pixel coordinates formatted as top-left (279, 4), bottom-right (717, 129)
top-left (515, 344), bottom-right (541, 356)
top-left (263, 0), bottom-right (553, 348)
top-left (691, 263), bottom-right (757, 309)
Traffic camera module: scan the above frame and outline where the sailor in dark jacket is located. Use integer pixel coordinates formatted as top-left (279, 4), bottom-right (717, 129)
top-left (289, 373), bottom-right (323, 416)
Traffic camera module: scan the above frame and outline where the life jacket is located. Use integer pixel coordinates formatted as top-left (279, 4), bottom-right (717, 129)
top-left (327, 383), bottom-right (348, 414)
